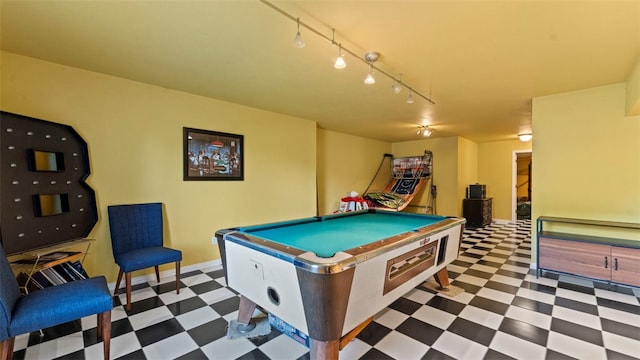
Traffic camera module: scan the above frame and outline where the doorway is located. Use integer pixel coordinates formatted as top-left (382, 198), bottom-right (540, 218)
top-left (512, 151), bottom-right (532, 221)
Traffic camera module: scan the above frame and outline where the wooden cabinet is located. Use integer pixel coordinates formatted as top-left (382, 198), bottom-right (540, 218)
top-left (463, 198), bottom-right (492, 228)
top-left (537, 217), bottom-right (640, 287)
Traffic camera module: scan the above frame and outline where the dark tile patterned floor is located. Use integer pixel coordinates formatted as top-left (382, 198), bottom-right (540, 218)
top-left (10, 220), bottom-right (640, 359)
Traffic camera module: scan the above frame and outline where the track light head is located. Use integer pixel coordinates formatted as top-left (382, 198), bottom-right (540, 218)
top-left (363, 51), bottom-right (379, 85)
top-left (334, 44), bottom-right (346, 69)
top-left (407, 91), bottom-right (414, 104)
top-left (364, 65), bottom-right (375, 84)
top-left (392, 74), bottom-right (402, 94)
top-left (294, 18), bottom-right (305, 48)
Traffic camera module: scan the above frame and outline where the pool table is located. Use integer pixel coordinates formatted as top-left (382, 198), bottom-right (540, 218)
top-left (216, 209), bottom-right (465, 360)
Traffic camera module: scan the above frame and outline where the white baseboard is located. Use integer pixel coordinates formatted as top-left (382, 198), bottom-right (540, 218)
top-left (492, 218), bottom-right (512, 224)
top-left (108, 259), bottom-right (223, 289)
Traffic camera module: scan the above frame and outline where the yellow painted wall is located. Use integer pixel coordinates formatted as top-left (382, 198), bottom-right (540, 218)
top-left (532, 83), bottom-right (640, 241)
top-left (626, 59), bottom-right (640, 116)
top-left (1, 51), bottom-right (318, 280)
top-left (316, 129), bottom-right (391, 215)
top-left (392, 137), bottom-right (459, 216)
top-left (7, 52), bottom-right (636, 281)
top-left (316, 133), bottom-right (474, 218)
top-left (478, 140), bottom-right (532, 220)
top-left (457, 137), bottom-right (478, 215)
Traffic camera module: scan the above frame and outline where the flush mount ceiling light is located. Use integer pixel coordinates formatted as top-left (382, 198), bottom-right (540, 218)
top-left (518, 133), bottom-right (532, 142)
top-left (259, 0), bottom-right (435, 105)
top-left (417, 126), bottom-right (432, 137)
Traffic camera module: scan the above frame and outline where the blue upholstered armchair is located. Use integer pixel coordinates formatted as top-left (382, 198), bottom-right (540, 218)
top-left (0, 244), bottom-right (112, 360)
top-left (107, 203), bottom-right (182, 311)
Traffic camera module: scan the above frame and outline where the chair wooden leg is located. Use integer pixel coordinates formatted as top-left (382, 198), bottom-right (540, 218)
top-left (1, 337), bottom-right (15, 360)
top-left (154, 266), bottom-right (160, 283)
top-left (176, 261), bottom-right (181, 294)
top-left (114, 269), bottom-right (124, 296)
top-left (125, 272), bottom-right (132, 311)
top-left (97, 311), bottom-right (103, 338)
top-left (101, 310), bottom-right (111, 360)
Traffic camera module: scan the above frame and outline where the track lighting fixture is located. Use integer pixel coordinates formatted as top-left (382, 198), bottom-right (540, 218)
top-left (259, 0), bottom-right (435, 104)
top-left (417, 126), bottom-right (432, 137)
top-left (294, 17), bottom-right (305, 48)
top-left (391, 74), bottom-right (402, 94)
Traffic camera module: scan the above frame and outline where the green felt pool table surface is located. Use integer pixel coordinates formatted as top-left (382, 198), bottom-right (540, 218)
top-left (237, 211), bottom-right (447, 258)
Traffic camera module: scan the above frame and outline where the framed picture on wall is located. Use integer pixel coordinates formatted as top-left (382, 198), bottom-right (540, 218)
top-left (183, 127), bottom-right (244, 181)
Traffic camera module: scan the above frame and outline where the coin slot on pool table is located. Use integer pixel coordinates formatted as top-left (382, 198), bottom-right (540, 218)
top-left (267, 286), bottom-right (280, 306)
top-left (437, 235), bottom-right (449, 265)
top-left (383, 240), bottom-right (438, 295)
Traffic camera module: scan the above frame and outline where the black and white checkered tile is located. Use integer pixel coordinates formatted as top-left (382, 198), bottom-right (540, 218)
top-left (10, 220), bottom-right (640, 359)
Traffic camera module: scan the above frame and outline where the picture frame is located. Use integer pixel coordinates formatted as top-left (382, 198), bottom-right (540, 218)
top-left (183, 127), bottom-right (244, 181)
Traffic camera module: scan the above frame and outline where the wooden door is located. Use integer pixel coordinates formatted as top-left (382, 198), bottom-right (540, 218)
top-left (539, 237), bottom-right (611, 280)
top-left (610, 246), bottom-right (640, 287)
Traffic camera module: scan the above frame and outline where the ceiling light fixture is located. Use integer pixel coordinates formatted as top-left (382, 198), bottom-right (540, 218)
top-left (334, 44), bottom-right (346, 69)
top-left (407, 90), bottom-right (414, 104)
top-left (294, 17), bottom-right (305, 48)
top-left (259, 0), bottom-right (435, 105)
top-left (391, 74), bottom-right (402, 94)
top-left (417, 126), bottom-right (432, 137)
top-left (518, 133), bottom-right (532, 142)
top-left (364, 65), bottom-right (375, 84)
top-left (363, 51), bottom-right (379, 84)
top-left (331, 29), bottom-right (346, 70)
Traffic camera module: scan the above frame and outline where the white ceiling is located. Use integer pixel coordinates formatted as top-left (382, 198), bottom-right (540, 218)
top-left (1, 0), bottom-right (638, 142)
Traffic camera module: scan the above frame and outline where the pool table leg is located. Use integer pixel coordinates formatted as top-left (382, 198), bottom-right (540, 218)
top-left (309, 338), bottom-right (339, 360)
top-left (433, 267), bottom-right (450, 289)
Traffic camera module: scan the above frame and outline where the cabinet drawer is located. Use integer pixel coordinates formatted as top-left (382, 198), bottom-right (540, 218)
top-left (539, 237), bottom-right (611, 280)
top-left (610, 247), bottom-right (640, 287)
